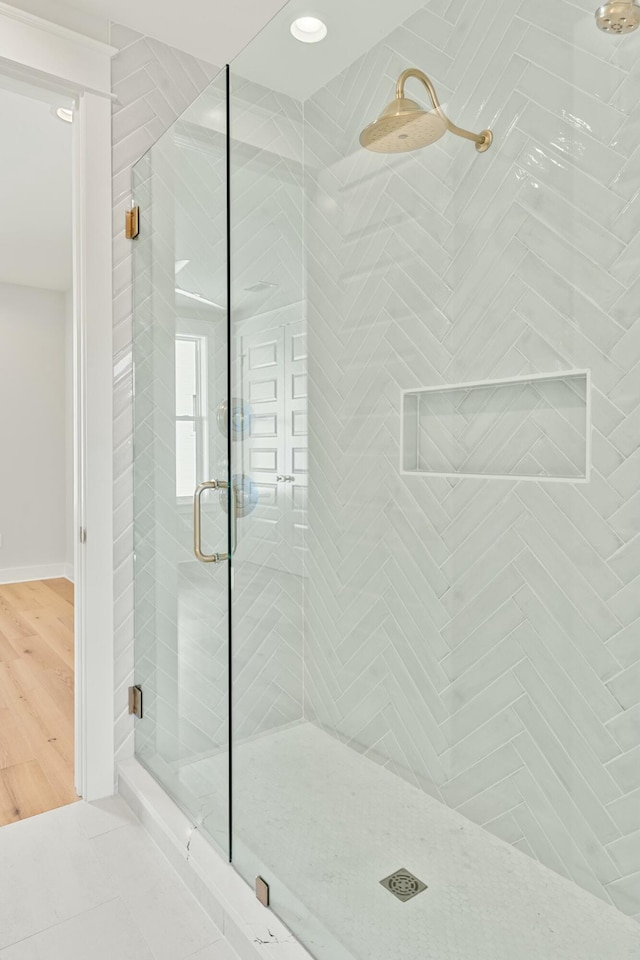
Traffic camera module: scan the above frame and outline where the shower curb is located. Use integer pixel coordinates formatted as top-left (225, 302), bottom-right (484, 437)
top-left (117, 758), bottom-right (313, 960)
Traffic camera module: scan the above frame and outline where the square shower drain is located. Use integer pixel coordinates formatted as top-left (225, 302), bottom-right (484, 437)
top-left (380, 868), bottom-right (428, 902)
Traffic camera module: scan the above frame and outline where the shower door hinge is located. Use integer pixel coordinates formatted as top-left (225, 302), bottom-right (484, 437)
top-left (128, 684), bottom-right (143, 719)
top-left (79, 527), bottom-right (87, 544)
top-left (255, 876), bottom-right (270, 907)
top-left (125, 205), bottom-right (140, 240)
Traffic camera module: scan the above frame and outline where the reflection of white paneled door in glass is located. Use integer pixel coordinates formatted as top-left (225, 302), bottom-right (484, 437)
top-left (175, 334), bottom-right (208, 499)
top-left (239, 319), bottom-right (307, 574)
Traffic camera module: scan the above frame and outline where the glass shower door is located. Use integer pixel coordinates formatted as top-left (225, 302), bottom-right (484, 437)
top-left (226, 41), bottom-right (328, 948)
top-left (132, 69), bottom-right (231, 856)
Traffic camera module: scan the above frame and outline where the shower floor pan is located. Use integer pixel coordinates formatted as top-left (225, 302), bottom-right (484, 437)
top-left (174, 723), bottom-right (640, 960)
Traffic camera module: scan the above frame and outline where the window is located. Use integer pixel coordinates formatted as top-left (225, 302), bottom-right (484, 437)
top-left (175, 335), bottom-right (208, 499)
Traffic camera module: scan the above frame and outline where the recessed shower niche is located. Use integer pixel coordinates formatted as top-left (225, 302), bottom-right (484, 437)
top-left (401, 371), bottom-right (590, 481)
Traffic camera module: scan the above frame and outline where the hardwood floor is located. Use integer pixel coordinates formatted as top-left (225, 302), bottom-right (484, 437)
top-left (0, 578), bottom-right (78, 826)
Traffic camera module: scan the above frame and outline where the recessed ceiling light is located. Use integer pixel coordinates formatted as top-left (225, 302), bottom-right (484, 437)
top-left (290, 16), bottom-right (327, 43)
top-left (55, 107), bottom-right (73, 123)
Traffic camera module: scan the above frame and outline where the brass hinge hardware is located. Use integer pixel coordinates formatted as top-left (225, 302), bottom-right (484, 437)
top-left (256, 876), bottom-right (270, 907)
top-left (125, 206), bottom-right (140, 240)
top-left (128, 684), bottom-right (143, 718)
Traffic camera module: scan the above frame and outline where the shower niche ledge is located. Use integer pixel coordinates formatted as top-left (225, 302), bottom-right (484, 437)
top-left (401, 371), bottom-right (591, 482)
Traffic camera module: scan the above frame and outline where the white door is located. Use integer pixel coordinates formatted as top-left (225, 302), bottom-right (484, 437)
top-left (235, 318), bottom-right (307, 575)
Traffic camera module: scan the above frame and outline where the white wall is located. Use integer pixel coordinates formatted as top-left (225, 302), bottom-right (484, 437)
top-left (0, 282), bottom-right (70, 581)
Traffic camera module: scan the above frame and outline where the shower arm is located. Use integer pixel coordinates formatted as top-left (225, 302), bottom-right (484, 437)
top-left (396, 69), bottom-right (490, 147)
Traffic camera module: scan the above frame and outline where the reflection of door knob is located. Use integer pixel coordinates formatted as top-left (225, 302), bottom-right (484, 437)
top-left (216, 397), bottom-right (252, 440)
top-left (276, 475), bottom-right (295, 482)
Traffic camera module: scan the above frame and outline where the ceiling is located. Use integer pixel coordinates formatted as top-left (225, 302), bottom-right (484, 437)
top-left (60, 0), bottom-right (289, 67)
top-left (13, 0), bottom-right (429, 100)
top-left (233, 0), bottom-right (428, 100)
top-left (0, 80), bottom-right (73, 292)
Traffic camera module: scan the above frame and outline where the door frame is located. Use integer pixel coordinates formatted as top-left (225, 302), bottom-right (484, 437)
top-left (0, 2), bottom-right (117, 800)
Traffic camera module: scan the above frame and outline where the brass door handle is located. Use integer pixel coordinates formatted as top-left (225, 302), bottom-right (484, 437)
top-left (194, 480), bottom-right (229, 563)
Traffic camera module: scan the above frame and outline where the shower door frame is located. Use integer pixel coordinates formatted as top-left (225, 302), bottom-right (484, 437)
top-left (0, 3), bottom-right (118, 801)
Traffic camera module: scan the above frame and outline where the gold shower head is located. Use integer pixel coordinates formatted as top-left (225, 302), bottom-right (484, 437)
top-left (360, 68), bottom-right (493, 155)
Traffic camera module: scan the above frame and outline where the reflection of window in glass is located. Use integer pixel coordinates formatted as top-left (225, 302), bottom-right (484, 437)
top-left (175, 335), bottom-right (208, 498)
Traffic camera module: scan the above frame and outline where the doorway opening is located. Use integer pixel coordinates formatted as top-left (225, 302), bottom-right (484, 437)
top-left (0, 76), bottom-right (77, 825)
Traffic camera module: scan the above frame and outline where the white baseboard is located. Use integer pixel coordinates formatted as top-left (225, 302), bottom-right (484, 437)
top-left (0, 562), bottom-right (72, 585)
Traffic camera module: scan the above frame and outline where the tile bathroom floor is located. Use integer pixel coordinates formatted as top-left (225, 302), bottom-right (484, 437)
top-left (183, 723), bottom-right (640, 960)
top-left (0, 795), bottom-right (238, 960)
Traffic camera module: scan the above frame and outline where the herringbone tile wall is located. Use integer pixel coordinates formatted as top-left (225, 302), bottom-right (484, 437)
top-left (230, 77), bottom-right (306, 743)
top-left (303, 0), bottom-right (640, 919)
top-left (111, 22), bottom-right (218, 769)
